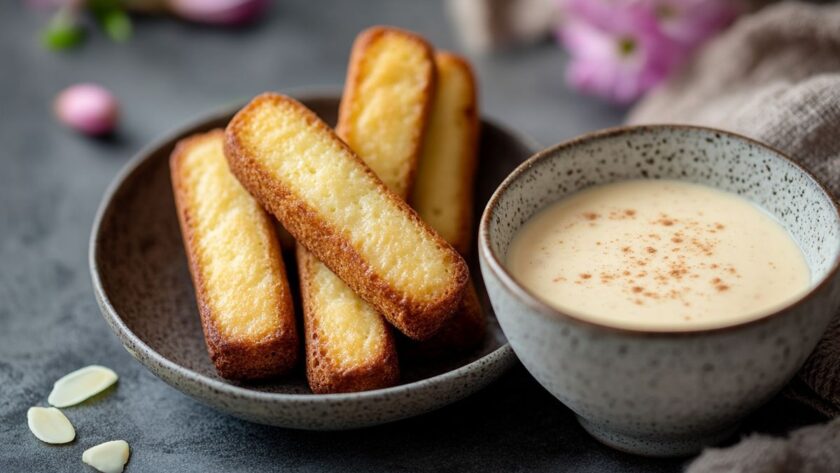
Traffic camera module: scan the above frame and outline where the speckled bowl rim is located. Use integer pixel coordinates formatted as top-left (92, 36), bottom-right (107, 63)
top-left (89, 90), bottom-right (532, 405)
top-left (479, 124), bottom-right (840, 337)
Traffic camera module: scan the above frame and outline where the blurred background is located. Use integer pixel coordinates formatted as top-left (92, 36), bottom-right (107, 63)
top-left (12, 0), bottom-right (703, 152)
top-left (7, 0), bottom-right (764, 164)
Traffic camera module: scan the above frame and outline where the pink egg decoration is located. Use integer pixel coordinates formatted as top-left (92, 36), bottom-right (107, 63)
top-left (54, 83), bottom-right (119, 136)
top-left (169, 0), bottom-right (269, 26)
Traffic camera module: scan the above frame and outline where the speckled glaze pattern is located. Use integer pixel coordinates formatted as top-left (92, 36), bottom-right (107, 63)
top-left (479, 126), bottom-right (840, 456)
top-left (90, 94), bottom-right (537, 429)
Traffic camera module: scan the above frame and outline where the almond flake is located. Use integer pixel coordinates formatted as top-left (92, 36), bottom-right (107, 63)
top-left (27, 407), bottom-right (75, 444)
top-left (82, 440), bottom-right (130, 473)
top-left (48, 365), bottom-right (118, 407)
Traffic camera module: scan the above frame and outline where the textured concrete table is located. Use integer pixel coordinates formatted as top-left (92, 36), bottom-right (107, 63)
top-left (0, 1), bottom-right (823, 471)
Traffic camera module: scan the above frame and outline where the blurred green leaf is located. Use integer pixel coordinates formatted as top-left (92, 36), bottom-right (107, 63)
top-left (41, 12), bottom-right (85, 51)
top-left (89, 0), bottom-right (133, 43)
top-left (101, 10), bottom-right (132, 42)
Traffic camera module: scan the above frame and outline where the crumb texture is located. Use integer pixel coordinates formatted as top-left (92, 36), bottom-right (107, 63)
top-left (176, 132), bottom-right (289, 341)
top-left (239, 98), bottom-right (459, 302)
top-left (304, 249), bottom-right (388, 368)
top-left (340, 28), bottom-right (433, 198)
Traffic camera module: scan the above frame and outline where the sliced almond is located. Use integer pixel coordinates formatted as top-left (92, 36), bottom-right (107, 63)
top-left (82, 440), bottom-right (130, 473)
top-left (48, 365), bottom-right (118, 407)
top-left (27, 407), bottom-right (75, 444)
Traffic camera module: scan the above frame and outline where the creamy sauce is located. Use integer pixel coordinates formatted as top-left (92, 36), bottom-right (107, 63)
top-left (506, 180), bottom-right (811, 331)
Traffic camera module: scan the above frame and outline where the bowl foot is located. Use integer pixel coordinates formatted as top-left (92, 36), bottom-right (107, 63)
top-left (577, 416), bottom-right (739, 457)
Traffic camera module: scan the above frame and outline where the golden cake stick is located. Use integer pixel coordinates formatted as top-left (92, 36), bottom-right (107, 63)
top-left (170, 130), bottom-right (298, 380)
top-left (336, 26), bottom-right (436, 199)
top-left (224, 93), bottom-right (468, 341)
top-left (294, 27), bottom-right (437, 392)
top-left (411, 52), bottom-right (479, 255)
top-left (406, 52), bottom-right (486, 358)
top-left (296, 246), bottom-right (399, 393)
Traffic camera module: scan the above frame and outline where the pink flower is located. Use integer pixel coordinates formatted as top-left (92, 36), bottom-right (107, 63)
top-left (558, 0), bottom-right (737, 104)
top-left (560, 0), bottom-right (682, 104)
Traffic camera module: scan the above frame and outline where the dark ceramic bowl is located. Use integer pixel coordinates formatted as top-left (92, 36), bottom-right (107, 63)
top-left (90, 92), bottom-right (536, 429)
top-left (479, 125), bottom-right (840, 456)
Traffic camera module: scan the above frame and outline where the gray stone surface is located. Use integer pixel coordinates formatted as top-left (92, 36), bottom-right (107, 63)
top-left (0, 1), bottom-right (823, 471)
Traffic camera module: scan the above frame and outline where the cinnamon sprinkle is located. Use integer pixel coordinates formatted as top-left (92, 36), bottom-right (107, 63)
top-left (544, 204), bottom-right (743, 309)
top-left (654, 214), bottom-right (676, 226)
top-left (711, 277), bottom-right (730, 292)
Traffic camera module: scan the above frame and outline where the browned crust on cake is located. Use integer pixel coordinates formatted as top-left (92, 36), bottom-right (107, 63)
top-left (296, 244), bottom-right (399, 393)
top-left (336, 25), bottom-right (437, 199)
top-left (224, 93), bottom-right (469, 340)
top-left (399, 279), bottom-right (486, 360)
top-left (430, 52), bottom-right (480, 255)
top-left (170, 129), bottom-right (298, 380)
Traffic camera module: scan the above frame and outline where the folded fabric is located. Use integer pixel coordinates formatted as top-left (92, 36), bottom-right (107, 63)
top-left (686, 417), bottom-right (840, 473)
top-left (628, 1), bottom-right (840, 419)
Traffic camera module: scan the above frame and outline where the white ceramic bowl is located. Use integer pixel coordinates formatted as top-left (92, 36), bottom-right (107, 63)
top-left (479, 125), bottom-right (840, 456)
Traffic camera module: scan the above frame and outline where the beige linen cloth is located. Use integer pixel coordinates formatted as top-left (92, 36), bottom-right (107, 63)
top-left (628, 2), bottom-right (840, 470)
